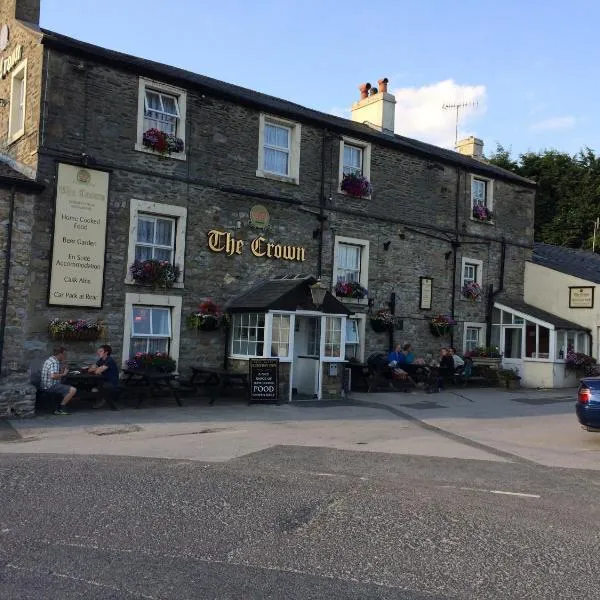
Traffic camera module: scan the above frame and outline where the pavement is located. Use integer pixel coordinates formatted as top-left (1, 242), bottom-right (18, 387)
top-left (2, 385), bottom-right (598, 470)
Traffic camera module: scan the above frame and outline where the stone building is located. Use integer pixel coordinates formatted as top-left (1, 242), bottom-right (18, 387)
top-left (0, 0), bottom-right (536, 401)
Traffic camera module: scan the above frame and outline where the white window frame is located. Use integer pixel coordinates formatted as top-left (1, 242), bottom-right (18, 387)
top-left (463, 321), bottom-right (486, 354)
top-left (338, 136), bottom-right (372, 194)
top-left (333, 236), bottom-right (370, 305)
top-left (470, 174), bottom-right (494, 217)
top-left (135, 214), bottom-right (176, 262)
top-left (256, 113), bottom-right (301, 185)
top-left (345, 314), bottom-right (366, 362)
top-left (126, 200), bottom-right (187, 287)
top-left (136, 78), bottom-right (187, 160)
top-left (8, 59), bottom-right (26, 144)
top-left (130, 305), bottom-right (172, 355)
top-left (461, 256), bottom-right (483, 297)
top-left (123, 292), bottom-right (182, 370)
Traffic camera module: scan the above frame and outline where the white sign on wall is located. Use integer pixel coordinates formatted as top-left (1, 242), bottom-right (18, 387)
top-left (49, 163), bottom-right (109, 307)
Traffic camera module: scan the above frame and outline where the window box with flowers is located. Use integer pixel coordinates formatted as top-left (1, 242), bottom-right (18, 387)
top-left (429, 314), bottom-right (456, 337)
top-left (565, 349), bottom-right (598, 376)
top-left (142, 128), bottom-right (184, 156)
top-left (464, 347), bottom-right (502, 369)
top-left (340, 173), bottom-right (372, 198)
top-left (130, 259), bottom-right (180, 289)
top-left (462, 281), bottom-right (482, 301)
top-left (48, 319), bottom-right (103, 342)
top-left (126, 352), bottom-right (176, 373)
top-left (335, 281), bottom-right (368, 300)
top-left (472, 204), bottom-right (493, 223)
top-left (370, 309), bottom-right (393, 333)
top-left (187, 299), bottom-right (223, 332)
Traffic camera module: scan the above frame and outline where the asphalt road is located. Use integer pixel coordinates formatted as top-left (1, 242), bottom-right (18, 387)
top-left (1, 447), bottom-right (600, 599)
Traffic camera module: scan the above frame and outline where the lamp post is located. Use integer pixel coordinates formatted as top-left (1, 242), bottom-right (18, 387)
top-left (310, 279), bottom-right (327, 309)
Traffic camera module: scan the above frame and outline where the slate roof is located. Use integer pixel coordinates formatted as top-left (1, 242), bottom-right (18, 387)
top-left (495, 296), bottom-right (589, 331)
top-left (0, 161), bottom-right (43, 190)
top-left (531, 242), bottom-right (600, 285)
top-left (40, 29), bottom-right (536, 189)
top-left (226, 276), bottom-right (352, 315)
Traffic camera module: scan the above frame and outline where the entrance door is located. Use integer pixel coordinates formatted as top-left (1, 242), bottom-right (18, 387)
top-left (292, 316), bottom-right (321, 399)
top-left (502, 326), bottom-right (523, 372)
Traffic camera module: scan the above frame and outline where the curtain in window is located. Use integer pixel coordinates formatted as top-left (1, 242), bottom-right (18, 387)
top-left (271, 315), bottom-right (290, 357)
top-left (343, 145), bottom-right (362, 176)
top-left (144, 90), bottom-right (178, 135)
top-left (264, 124), bottom-right (289, 175)
top-left (337, 244), bottom-right (361, 282)
top-left (324, 317), bottom-right (342, 358)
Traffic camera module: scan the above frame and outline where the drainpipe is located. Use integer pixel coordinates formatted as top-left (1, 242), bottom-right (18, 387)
top-left (450, 167), bottom-right (461, 348)
top-left (317, 129), bottom-right (327, 278)
top-left (486, 238), bottom-right (506, 344)
top-left (0, 185), bottom-right (16, 377)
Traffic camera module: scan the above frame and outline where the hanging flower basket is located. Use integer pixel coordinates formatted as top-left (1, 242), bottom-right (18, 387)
top-left (126, 352), bottom-right (176, 373)
top-left (472, 204), bottom-right (493, 222)
top-left (335, 281), bottom-right (368, 299)
top-left (187, 299), bottom-right (223, 332)
top-left (565, 349), bottom-right (598, 375)
top-left (48, 319), bottom-right (102, 341)
top-left (370, 309), bottom-right (393, 332)
top-left (341, 173), bottom-right (372, 198)
top-left (462, 281), bottom-right (482, 301)
top-left (142, 128), bottom-right (184, 155)
top-left (429, 314), bottom-right (456, 337)
top-left (130, 259), bottom-right (180, 289)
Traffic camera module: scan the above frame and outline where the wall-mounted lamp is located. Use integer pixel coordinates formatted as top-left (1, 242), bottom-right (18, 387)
top-left (310, 279), bottom-right (327, 308)
top-left (383, 241), bottom-right (391, 251)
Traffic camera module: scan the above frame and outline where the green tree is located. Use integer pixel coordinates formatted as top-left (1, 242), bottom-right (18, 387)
top-left (486, 144), bottom-right (600, 249)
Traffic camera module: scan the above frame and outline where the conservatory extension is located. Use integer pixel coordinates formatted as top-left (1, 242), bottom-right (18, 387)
top-left (493, 300), bottom-right (591, 388)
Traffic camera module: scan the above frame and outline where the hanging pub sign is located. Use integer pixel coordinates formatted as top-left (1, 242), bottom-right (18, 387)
top-left (249, 205), bottom-right (270, 228)
top-left (249, 358), bottom-right (279, 403)
top-left (207, 229), bottom-right (306, 262)
top-left (48, 163), bottom-right (109, 307)
top-left (569, 286), bottom-right (594, 308)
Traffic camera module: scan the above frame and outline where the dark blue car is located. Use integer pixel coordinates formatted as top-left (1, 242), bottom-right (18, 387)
top-left (576, 377), bottom-right (600, 431)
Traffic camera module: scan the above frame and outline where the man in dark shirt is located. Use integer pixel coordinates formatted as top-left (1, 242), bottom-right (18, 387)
top-left (88, 344), bottom-right (119, 408)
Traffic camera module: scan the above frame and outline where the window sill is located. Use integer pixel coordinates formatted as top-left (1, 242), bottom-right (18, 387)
top-left (8, 129), bottom-right (25, 145)
top-left (469, 217), bottom-right (495, 225)
top-left (124, 278), bottom-right (184, 289)
top-left (336, 296), bottom-right (368, 306)
top-left (135, 143), bottom-right (187, 162)
top-left (255, 169), bottom-right (299, 185)
top-left (337, 187), bottom-right (371, 200)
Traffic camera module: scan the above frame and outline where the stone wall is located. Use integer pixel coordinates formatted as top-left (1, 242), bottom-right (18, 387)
top-left (0, 37), bottom-right (535, 388)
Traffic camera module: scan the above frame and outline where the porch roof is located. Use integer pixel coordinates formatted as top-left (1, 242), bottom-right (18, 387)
top-left (225, 276), bottom-right (353, 315)
top-left (494, 298), bottom-right (590, 332)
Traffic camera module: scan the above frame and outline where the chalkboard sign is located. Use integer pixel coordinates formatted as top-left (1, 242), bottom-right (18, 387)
top-left (249, 358), bottom-right (279, 402)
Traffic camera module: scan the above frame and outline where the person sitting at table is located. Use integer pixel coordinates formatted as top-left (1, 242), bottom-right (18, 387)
top-left (388, 343), bottom-right (415, 365)
top-left (40, 346), bottom-right (77, 415)
top-left (400, 343), bottom-right (415, 364)
top-left (388, 344), bottom-right (403, 366)
top-left (88, 344), bottom-right (119, 409)
top-left (449, 346), bottom-right (465, 369)
top-left (431, 347), bottom-right (455, 392)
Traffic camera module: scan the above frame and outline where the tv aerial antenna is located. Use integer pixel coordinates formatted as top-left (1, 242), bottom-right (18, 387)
top-left (442, 100), bottom-right (478, 146)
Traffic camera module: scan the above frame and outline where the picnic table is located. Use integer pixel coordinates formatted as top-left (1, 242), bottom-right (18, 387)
top-left (189, 367), bottom-right (250, 405)
top-left (121, 369), bottom-right (182, 408)
top-left (63, 372), bottom-right (118, 410)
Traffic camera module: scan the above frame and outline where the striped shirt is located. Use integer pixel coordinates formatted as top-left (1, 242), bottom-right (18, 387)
top-left (40, 356), bottom-right (60, 390)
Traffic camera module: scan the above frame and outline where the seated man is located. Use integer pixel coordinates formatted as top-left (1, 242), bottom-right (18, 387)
top-left (431, 347), bottom-right (455, 392)
top-left (388, 344), bottom-right (404, 366)
top-left (40, 346), bottom-right (77, 415)
top-left (400, 343), bottom-right (415, 365)
top-left (88, 344), bottom-right (119, 409)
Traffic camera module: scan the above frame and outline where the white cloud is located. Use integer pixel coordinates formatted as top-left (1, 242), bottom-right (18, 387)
top-left (392, 79), bottom-right (487, 148)
top-left (530, 116), bottom-right (576, 131)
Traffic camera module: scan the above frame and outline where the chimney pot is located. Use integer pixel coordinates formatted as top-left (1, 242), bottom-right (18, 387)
top-left (378, 78), bottom-right (389, 93)
top-left (358, 82), bottom-right (371, 100)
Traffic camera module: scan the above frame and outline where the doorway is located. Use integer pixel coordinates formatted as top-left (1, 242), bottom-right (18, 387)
top-left (502, 326), bottom-right (523, 372)
top-left (292, 316), bottom-right (321, 399)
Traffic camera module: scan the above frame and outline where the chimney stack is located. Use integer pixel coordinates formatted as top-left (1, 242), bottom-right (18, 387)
top-left (351, 77), bottom-right (396, 134)
top-left (7, 0), bottom-right (40, 25)
top-left (455, 136), bottom-right (484, 159)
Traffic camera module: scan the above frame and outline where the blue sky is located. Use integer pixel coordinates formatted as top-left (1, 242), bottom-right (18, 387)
top-left (40, 0), bottom-right (598, 158)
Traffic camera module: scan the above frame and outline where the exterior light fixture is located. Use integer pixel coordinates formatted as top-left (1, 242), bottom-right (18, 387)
top-left (310, 279), bottom-right (327, 308)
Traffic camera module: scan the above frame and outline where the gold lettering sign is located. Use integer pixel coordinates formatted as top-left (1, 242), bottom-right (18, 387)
top-left (1, 44), bottom-right (23, 79)
top-left (49, 164), bottom-right (109, 307)
top-left (208, 230), bottom-right (305, 262)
